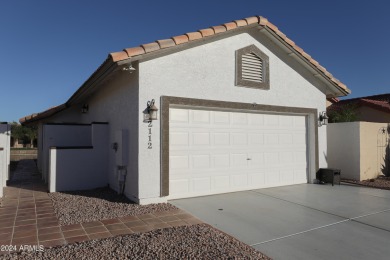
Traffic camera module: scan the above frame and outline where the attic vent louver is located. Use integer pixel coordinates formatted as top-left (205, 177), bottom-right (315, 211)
top-left (242, 53), bottom-right (263, 83)
top-left (236, 45), bottom-right (269, 90)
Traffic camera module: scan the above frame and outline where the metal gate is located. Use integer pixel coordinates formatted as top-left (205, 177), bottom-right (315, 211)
top-left (378, 124), bottom-right (390, 176)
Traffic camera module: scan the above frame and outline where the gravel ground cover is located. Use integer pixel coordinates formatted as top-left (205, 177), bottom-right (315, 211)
top-left (49, 187), bottom-right (178, 226)
top-left (4, 224), bottom-right (270, 260)
top-left (342, 176), bottom-right (390, 190)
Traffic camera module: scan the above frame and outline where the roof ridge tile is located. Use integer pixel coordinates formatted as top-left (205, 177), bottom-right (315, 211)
top-left (171, 34), bottom-right (189, 45)
top-left (223, 22), bottom-right (237, 31)
top-left (233, 19), bottom-right (248, 27)
top-left (186, 32), bottom-right (202, 41)
top-left (244, 16), bottom-right (259, 25)
top-left (211, 25), bottom-right (226, 34)
top-left (198, 28), bottom-right (215, 37)
top-left (124, 47), bottom-right (145, 58)
top-left (156, 39), bottom-right (176, 49)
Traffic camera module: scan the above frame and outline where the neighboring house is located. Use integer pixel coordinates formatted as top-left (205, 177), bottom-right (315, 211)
top-left (20, 16), bottom-right (350, 204)
top-left (0, 123), bottom-right (11, 198)
top-left (326, 97), bottom-right (339, 108)
top-left (328, 93), bottom-right (390, 123)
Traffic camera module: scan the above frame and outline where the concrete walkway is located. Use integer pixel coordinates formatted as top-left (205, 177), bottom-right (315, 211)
top-left (0, 160), bottom-right (201, 255)
top-left (172, 184), bottom-right (390, 260)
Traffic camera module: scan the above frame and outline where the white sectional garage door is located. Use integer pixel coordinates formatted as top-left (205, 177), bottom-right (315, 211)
top-left (169, 108), bottom-right (308, 199)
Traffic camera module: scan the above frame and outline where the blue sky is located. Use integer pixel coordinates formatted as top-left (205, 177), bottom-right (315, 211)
top-left (1, 0), bottom-right (389, 122)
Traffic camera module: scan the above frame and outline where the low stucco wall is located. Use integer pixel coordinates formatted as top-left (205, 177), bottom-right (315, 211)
top-left (328, 122), bottom-right (389, 180)
top-left (48, 124), bottom-right (109, 192)
top-left (42, 124), bottom-right (92, 183)
top-left (10, 149), bottom-right (37, 161)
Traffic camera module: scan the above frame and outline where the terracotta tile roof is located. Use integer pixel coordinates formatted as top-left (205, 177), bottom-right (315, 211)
top-left (109, 16), bottom-right (349, 94)
top-left (328, 93), bottom-right (390, 113)
top-left (19, 104), bottom-right (67, 124)
top-left (21, 15), bottom-right (350, 125)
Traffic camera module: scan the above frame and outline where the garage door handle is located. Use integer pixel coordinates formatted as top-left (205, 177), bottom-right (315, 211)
top-left (247, 158), bottom-right (251, 160)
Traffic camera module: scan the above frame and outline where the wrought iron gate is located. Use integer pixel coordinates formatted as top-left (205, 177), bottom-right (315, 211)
top-left (377, 124), bottom-right (390, 176)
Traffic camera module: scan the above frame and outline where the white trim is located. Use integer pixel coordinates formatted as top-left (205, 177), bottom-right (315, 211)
top-left (49, 148), bottom-right (57, 192)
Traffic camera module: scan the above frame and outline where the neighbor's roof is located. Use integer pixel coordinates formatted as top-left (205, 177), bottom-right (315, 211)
top-left (20, 15), bottom-right (350, 125)
top-left (328, 93), bottom-right (390, 113)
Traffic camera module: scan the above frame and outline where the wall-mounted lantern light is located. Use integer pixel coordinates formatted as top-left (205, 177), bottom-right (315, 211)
top-left (81, 104), bottom-right (89, 114)
top-left (143, 99), bottom-right (158, 121)
top-left (319, 111), bottom-right (329, 127)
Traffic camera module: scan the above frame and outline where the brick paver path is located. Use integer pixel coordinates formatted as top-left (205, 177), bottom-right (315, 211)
top-left (0, 160), bottom-right (201, 255)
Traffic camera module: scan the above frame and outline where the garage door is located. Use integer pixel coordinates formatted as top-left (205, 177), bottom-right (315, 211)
top-left (169, 108), bottom-right (308, 199)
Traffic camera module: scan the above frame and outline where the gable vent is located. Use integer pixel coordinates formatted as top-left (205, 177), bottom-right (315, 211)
top-left (241, 53), bottom-right (263, 83)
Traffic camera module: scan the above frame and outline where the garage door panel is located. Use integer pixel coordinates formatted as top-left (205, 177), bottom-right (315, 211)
top-left (231, 112), bottom-right (248, 125)
top-left (171, 179), bottom-right (190, 195)
top-left (231, 153), bottom-right (249, 167)
top-left (264, 134), bottom-right (279, 144)
top-left (280, 169), bottom-right (294, 182)
top-left (170, 108), bottom-right (189, 123)
top-left (214, 132), bottom-right (230, 145)
top-left (192, 110), bottom-right (210, 124)
top-left (170, 155), bottom-right (189, 169)
top-left (232, 174), bottom-right (248, 187)
top-left (213, 111), bottom-right (230, 124)
top-left (249, 171), bottom-right (265, 186)
top-left (169, 108), bottom-right (308, 199)
top-left (192, 177), bottom-right (211, 192)
top-left (192, 155), bottom-right (210, 168)
top-left (192, 132), bottom-right (210, 145)
top-left (231, 133), bottom-right (248, 146)
top-left (213, 154), bottom-right (230, 168)
top-left (213, 175), bottom-right (231, 189)
top-left (248, 113), bottom-right (264, 126)
top-left (249, 133), bottom-right (264, 145)
top-left (170, 132), bottom-right (189, 146)
top-left (266, 170), bottom-right (280, 184)
top-left (279, 115), bottom-right (294, 126)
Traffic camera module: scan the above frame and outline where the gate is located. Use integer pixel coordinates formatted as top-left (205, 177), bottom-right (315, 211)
top-left (378, 124), bottom-right (390, 176)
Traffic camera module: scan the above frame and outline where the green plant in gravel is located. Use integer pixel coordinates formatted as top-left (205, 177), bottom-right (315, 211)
top-left (382, 143), bottom-right (390, 177)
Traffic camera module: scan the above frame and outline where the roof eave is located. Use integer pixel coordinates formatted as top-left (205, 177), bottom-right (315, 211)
top-left (259, 26), bottom-right (350, 97)
top-left (19, 103), bottom-right (68, 126)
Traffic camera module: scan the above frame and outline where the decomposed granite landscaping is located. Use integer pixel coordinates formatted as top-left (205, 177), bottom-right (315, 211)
top-left (0, 160), bottom-right (271, 259)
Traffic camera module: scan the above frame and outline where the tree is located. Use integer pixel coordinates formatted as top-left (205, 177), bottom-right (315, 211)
top-left (328, 104), bottom-right (358, 123)
top-left (10, 122), bottom-right (37, 147)
top-left (25, 125), bottom-right (38, 147)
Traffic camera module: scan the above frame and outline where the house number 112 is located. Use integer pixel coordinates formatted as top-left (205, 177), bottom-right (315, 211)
top-left (148, 121), bottom-right (152, 149)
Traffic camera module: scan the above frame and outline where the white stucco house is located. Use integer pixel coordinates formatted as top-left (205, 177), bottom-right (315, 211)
top-left (0, 123), bottom-right (11, 198)
top-left (20, 16), bottom-right (350, 204)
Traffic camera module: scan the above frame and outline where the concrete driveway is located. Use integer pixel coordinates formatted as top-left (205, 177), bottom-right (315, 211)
top-left (171, 184), bottom-right (390, 260)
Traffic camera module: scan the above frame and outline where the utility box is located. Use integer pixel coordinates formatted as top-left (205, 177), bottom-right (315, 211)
top-left (115, 129), bottom-right (129, 166)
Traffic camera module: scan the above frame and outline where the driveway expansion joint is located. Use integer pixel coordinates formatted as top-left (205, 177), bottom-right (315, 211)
top-left (248, 190), bottom-right (390, 246)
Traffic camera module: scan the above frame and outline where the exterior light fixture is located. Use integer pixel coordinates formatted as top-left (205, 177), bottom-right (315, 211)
top-left (81, 104), bottom-right (89, 114)
top-left (122, 64), bottom-right (136, 73)
top-left (319, 111), bottom-right (329, 126)
top-left (143, 99), bottom-right (158, 121)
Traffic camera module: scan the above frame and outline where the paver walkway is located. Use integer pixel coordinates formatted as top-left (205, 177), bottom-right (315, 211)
top-left (0, 160), bottom-right (201, 255)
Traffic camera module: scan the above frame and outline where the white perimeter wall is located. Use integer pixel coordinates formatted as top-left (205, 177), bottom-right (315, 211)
top-left (0, 124), bottom-right (11, 197)
top-left (42, 124), bottom-right (91, 182)
top-left (138, 30), bottom-right (329, 202)
top-left (45, 72), bottom-right (139, 201)
top-left (49, 124), bottom-right (109, 192)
